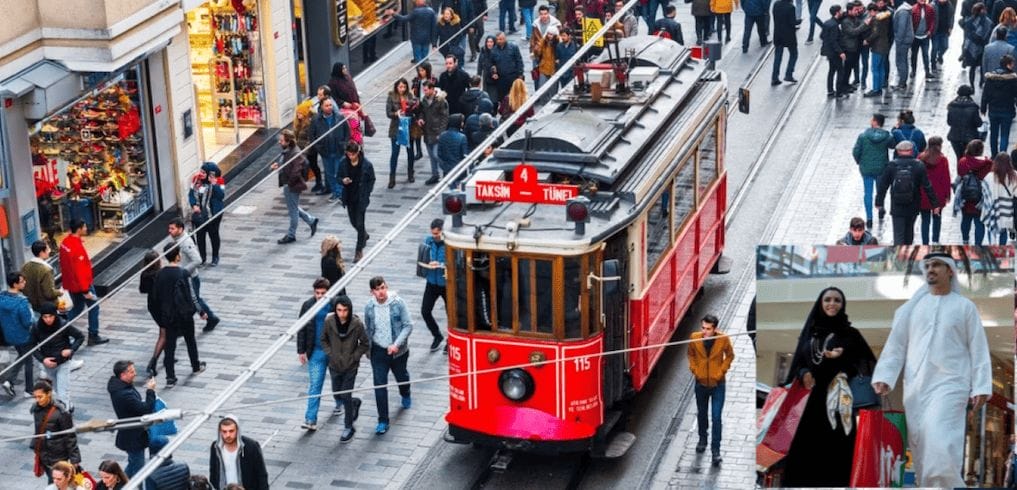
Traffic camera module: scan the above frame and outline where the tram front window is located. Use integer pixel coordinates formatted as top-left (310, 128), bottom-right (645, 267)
top-left (448, 249), bottom-right (599, 339)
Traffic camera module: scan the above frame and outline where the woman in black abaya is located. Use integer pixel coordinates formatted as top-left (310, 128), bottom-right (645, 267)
top-left (781, 286), bottom-right (878, 487)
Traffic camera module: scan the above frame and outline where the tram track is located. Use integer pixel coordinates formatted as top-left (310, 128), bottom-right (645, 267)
top-left (465, 450), bottom-right (592, 489)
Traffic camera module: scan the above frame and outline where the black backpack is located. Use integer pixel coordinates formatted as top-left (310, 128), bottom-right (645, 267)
top-left (960, 170), bottom-right (983, 204)
top-left (890, 161), bottom-right (916, 205)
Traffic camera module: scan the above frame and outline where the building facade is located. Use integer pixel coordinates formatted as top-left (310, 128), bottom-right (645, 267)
top-left (0, 0), bottom-right (299, 276)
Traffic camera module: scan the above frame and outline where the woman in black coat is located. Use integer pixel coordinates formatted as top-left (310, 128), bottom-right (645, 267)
top-left (781, 287), bottom-right (878, 487)
top-left (946, 84), bottom-right (984, 161)
top-left (319, 235), bottom-right (348, 296)
top-left (139, 250), bottom-right (165, 378)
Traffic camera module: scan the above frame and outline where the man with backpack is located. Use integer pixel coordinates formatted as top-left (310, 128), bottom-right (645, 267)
top-left (875, 141), bottom-right (940, 245)
top-left (150, 243), bottom-right (207, 388)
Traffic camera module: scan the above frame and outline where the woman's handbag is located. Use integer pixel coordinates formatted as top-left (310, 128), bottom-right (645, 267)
top-left (849, 374), bottom-right (880, 409)
top-left (397, 116), bottom-right (412, 147)
top-left (362, 112), bottom-right (377, 137)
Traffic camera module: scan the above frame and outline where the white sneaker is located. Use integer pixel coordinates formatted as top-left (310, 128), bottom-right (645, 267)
top-left (1, 381), bottom-right (13, 397)
top-left (68, 359), bottom-right (84, 371)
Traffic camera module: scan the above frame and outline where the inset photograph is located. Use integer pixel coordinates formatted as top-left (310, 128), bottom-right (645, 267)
top-left (755, 245), bottom-right (1015, 488)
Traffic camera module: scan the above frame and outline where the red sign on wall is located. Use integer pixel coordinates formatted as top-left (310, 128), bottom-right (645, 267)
top-left (474, 164), bottom-right (579, 205)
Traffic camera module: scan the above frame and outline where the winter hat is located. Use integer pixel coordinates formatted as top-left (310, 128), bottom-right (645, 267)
top-left (477, 97), bottom-right (495, 115)
top-left (957, 85), bottom-right (974, 97)
top-left (38, 302), bottom-right (58, 316)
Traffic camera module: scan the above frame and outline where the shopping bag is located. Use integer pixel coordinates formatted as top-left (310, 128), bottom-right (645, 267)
top-left (148, 397), bottom-right (178, 438)
top-left (397, 116), bottom-right (411, 147)
top-left (756, 380), bottom-right (810, 472)
top-left (57, 289), bottom-right (73, 313)
top-left (849, 409), bottom-right (908, 488)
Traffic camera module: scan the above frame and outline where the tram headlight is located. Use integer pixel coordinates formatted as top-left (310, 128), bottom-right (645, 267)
top-left (499, 369), bottom-right (535, 402)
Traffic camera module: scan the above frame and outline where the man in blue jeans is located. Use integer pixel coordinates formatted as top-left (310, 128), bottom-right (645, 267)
top-left (297, 278), bottom-right (340, 431)
top-left (168, 218), bottom-right (220, 332)
top-left (107, 360), bottom-right (156, 478)
top-left (388, 0), bottom-right (439, 62)
top-left (688, 314), bottom-right (734, 466)
top-left (311, 98), bottom-right (351, 203)
top-left (364, 276), bottom-right (414, 435)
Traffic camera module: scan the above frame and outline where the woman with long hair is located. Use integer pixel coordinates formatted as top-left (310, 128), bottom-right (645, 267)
top-left (386, 78), bottom-right (418, 188)
top-left (319, 235), bottom-right (348, 296)
top-left (782, 287), bottom-right (878, 487)
top-left (961, 3), bottom-right (993, 87)
top-left (328, 62), bottom-right (360, 108)
top-left (96, 460), bottom-right (128, 490)
top-left (477, 36), bottom-right (499, 102)
top-left (984, 152), bottom-right (1017, 244)
top-left (499, 79), bottom-right (535, 138)
top-left (956, 139), bottom-right (993, 245)
top-left (996, 7), bottom-right (1017, 41)
top-left (437, 7), bottom-right (466, 59)
top-left (139, 250), bottom-right (164, 378)
top-left (917, 136), bottom-right (952, 244)
top-left (411, 62), bottom-right (437, 160)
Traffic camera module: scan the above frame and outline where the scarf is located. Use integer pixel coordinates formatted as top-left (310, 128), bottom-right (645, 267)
top-left (827, 372), bottom-right (854, 434)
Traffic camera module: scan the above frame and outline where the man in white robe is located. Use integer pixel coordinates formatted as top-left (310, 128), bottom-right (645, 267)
top-left (871, 252), bottom-right (993, 488)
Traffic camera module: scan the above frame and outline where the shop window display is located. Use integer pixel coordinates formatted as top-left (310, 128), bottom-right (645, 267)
top-left (188, 0), bottom-right (266, 161)
top-left (347, 0), bottom-right (401, 47)
top-left (29, 70), bottom-right (154, 254)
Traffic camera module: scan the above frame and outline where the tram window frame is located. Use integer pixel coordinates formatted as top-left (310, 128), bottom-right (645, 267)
top-left (645, 183), bottom-right (674, 276)
top-left (445, 247), bottom-right (601, 340)
top-left (697, 120), bottom-right (720, 200)
top-left (672, 154), bottom-right (697, 238)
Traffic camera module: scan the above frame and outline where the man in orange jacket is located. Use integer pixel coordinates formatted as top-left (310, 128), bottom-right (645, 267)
top-left (688, 314), bottom-right (734, 466)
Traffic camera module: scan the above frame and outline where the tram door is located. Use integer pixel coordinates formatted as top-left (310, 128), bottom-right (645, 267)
top-left (601, 232), bottom-right (630, 407)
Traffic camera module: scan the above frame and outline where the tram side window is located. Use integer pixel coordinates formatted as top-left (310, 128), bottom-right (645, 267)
top-left (452, 249), bottom-right (469, 331)
top-left (518, 259), bottom-right (554, 334)
top-left (495, 256), bottom-right (514, 331)
top-left (646, 185), bottom-right (672, 272)
top-left (472, 253), bottom-right (494, 330)
top-left (698, 123), bottom-right (718, 200)
top-left (674, 159), bottom-right (695, 232)
top-left (564, 256), bottom-right (583, 339)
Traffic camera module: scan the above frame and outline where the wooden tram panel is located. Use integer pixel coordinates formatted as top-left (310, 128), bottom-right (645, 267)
top-left (442, 36), bottom-right (728, 453)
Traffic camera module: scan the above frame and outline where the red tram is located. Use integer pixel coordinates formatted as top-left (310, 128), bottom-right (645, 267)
top-left (441, 37), bottom-right (728, 455)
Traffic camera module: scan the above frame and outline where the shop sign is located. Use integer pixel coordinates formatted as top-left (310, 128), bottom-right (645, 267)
top-left (20, 209), bottom-right (35, 244)
top-left (474, 164), bottom-right (579, 205)
top-left (333, 0), bottom-right (349, 47)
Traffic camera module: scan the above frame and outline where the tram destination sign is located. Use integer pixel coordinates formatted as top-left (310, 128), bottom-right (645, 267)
top-left (474, 164), bottom-right (579, 205)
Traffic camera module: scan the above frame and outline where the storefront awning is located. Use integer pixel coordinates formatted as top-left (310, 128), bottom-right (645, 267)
top-left (0, 61), bottom-right (80, 119)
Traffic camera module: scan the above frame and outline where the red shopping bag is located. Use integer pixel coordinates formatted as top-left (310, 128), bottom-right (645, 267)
top-left (850, 409), bottom-right (908, 488)
top-left (756, 380), bottom-right (811, 472)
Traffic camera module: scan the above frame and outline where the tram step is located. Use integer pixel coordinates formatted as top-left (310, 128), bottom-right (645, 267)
top-left (598, 431), bottom-right (636, 459)
top-left (711, 255), bottom-right (732, 274)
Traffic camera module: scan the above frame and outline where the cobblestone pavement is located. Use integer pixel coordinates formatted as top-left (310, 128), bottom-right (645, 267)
top-left (769, 26), bottom-right (993, 246)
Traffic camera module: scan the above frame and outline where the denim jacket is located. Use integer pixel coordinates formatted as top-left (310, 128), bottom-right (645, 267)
top-left (364, 294), bottom-right (414, 357)
top-left (423, 236), bottom-right (447, 287)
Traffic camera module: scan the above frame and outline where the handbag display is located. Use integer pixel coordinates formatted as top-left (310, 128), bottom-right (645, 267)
top-left (849, 374), bottom-right (880, 409)
top-left (850, 408), bottom-right (908, 487)
top-left (757, 379), bottom-right (811, 472)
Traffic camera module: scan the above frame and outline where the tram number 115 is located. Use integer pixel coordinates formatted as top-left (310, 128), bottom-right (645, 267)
top-left (573, 357), bottom-right (590, 372)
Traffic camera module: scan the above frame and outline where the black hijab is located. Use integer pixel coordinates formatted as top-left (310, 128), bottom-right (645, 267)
top-left (328, 62), bottom-right (360, 105)
top-left (782, 287), bottom-right (876, 386)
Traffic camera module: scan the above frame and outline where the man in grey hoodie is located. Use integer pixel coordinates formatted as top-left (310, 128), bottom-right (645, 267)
top-left (364, 276), bottom-right (414, 436)
top-left (168, 218), bottom-right (219, 332)
top-left (209, 415), bottom-right (269, 490)
top-left (892, 0), bottom-right (915, 89)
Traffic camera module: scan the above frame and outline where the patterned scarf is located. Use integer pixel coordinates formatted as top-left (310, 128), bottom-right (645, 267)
top-left (827, 372), bottom-right (854, 435)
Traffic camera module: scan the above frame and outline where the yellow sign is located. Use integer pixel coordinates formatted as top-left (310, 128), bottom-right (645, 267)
top-left (582, 18), bottom-right (604, 48)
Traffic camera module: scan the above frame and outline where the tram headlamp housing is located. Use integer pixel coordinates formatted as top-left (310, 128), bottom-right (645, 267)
top-left (566, 196), bottom-right (591, 235)
top-left (499, 368), bottom-right (535, 402)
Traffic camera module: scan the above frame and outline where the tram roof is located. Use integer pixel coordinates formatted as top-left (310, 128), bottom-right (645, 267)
top-left (485, 37), bottom-right (712, 189)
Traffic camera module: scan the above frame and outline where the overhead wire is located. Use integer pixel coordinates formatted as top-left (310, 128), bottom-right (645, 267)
top-left (1, 329), bottom-right (751, 445)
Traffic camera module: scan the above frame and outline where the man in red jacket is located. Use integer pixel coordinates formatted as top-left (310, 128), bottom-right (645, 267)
top-left (59, 219), bottom-right (107, 346)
